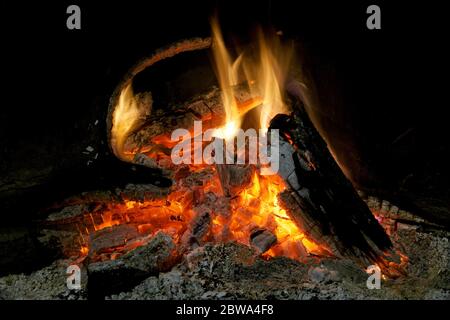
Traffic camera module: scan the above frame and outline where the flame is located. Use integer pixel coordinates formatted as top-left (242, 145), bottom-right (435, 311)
top-left (77, 167), bottom-right (326, 262)
top-left (251, 29), bottom-right (292, 130)
top-left (92, 19), bottom-right (327, 264)
top-left (110, 20), bottom-right (290, 154)
top-left (210, 18), bottom-right (291, 137)
top-left (77, 171), bottom-right (404, 273)
top-left (210, 18), bottom-right (241, 133)
top-left (80, 246), bottom-right (88, 255)
top-left (212, 120), bottom-right (239, 140)
top-left (110, 83), bottom-right (148, 160)
top-left (206, 18), bottom-right (312, 257)
top-left (225, 171), bottom-right (325, 257)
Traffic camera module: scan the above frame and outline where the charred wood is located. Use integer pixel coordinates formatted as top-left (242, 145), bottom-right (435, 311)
top-left (180, 207), bottom-right (212, 252)
top-left (87, 232), bottom-right (178, 298)
top-left (215, 164), bottom-right (255, 197)
top-left (88, 224), bottom-right (140, 259)
top-left (250, 228), bottom-right (277, 254)
top-left (270, 95), bottom-right (400, 271)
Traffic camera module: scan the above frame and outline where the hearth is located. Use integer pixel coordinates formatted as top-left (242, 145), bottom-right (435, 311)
top-left (1, 6), bottom-right (448, 301)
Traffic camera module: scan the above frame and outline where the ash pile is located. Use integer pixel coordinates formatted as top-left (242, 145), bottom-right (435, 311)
top-left (1, 205), bottom-right (448, 300)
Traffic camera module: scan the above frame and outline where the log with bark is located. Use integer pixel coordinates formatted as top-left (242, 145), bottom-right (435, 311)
top-left (270, 88), bottom-right (401, 274)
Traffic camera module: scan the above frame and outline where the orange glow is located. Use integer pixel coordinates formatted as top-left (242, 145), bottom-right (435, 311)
top-left (224, 172), bottom-right (327, 258)
top-left (90, 19), bottom-right (406, 275)
top-left (80, 246), bottom-right (88, 255)
top-left (80, 19), bottom-right (327, 264)
top-left (78, 166), bottom-right (327, 263)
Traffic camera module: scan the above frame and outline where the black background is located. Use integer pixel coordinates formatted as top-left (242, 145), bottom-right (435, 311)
top-left (1, 1), bottom-right (448, 223)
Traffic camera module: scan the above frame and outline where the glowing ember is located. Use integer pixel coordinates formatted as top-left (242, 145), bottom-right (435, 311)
top-left (90, 17), bottom-right (328, 264)
top-left (99, 17), bottom-right (406, 280)
top-left (77, 165), bottom-right (327, 263)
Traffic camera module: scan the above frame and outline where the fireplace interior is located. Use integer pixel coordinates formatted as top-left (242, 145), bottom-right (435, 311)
top-left (1, 1), bottom-right (449, 300)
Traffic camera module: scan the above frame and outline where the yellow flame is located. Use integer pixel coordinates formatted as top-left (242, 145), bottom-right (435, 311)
top-left (210, 18), bottom-right (291, 135)
top-left (252, 29), bottom-right (291, 130)
top-left (210, 18), bottom-right (241, 130)
top-left (111, 20), bottom-right (292, 157)
top-left (110, 83), bottom-right (147, 160)
top-left (212, 120), bottom-right (239, 140)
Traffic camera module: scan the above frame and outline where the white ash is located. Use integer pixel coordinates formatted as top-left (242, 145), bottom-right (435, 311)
top-left (2, 194), bottom-right (448, 300)
top-left (0, 259), bottom-right (87, 300)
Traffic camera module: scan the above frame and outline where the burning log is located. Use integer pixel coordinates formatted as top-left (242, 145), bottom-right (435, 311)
top-left (250, 228), bottom-right (277, 254)
top-left (278, 190), bottom-right (337, 255)
top-left (107, 38), bottom-right (212, 154)
top-left (117, 87), bottom-right (260, 162)
top-left (132, 153), bottom-right (172, 177)
top-left (117, 183), bottom-right (170, 202)
top-left (215, 163), bottom-right (255, 197)
top-left (180, 206), bottom-right (212, 251)
top-left (270, 92), bottom-right (401, 271)
top-left (88, 224), bottom-right (140, 259)
top-left (133, 153), bottom-right (161, 170)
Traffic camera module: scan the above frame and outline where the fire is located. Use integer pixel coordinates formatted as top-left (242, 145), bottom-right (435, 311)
top-left (210, 18), bottom-right (241, 132)
top-left (246, 28), bottom-right (292, 131)
top-left (225, 171), bottom-right (324, 257)
top-left (77, 166), bottom-right (325, 262)
top-left (210, 17), bottom-right (291, 136)
top-left (212, 120), bottom-right (239, 140)
top-left (95, 18), bottom-right (327, 264)
top-left (198, 20), bottom-right (321, 257)
top-left (110, 83), bottom-right (149, 160)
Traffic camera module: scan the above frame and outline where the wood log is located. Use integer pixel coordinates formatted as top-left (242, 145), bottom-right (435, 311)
top-left (88, 224), bottom-right (140, 259)
top-left (270, 94), bottom-right (401, 272)
top-left (250, 228), bottom-right (277, 254)
top-left (107, 38), bottom-right (212, 149)
top-left (215, 163), bottom-right (255, 197)
top-left (180, 206), bottom-right (211, 251)
top-left (87, 231), bottom-right (178, 298)
top-left (124, 86), bottom-right (259, 157)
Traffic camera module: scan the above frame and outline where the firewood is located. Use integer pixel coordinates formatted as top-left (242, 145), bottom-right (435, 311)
top-left (270, 92), bottom-right (401, 271)
top-left (132, 153), bottom-right (171, 176)
top-left (88, 224), bottom-right (140, 259)
top-left (87, 231), bottom-right (178, 297)
top-left (133, 153), bottom-right (160, 169)
top-left (107, 38), bottom-right (212, 148)
top-left (117, 183), bottom-right (170, 201)
top-left (250, 228), bottom-right (277, 254)
top-left (215, 163), bottom-right (255, 197)
top-left (123, 87), bottom-right (259, 157)
top-left (180, 206), bottom-right (212, 251)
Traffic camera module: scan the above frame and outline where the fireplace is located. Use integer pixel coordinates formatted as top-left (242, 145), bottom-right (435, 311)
top-left (0, 1), bottom-right (448, 302)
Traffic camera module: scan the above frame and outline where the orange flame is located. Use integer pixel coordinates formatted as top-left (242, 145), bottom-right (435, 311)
top-left (97, 19), bottom-right (326, 264)
top-left (111, 83), bottom-right (149, 160)
top-left (210, 18), bottom-right (291, 138)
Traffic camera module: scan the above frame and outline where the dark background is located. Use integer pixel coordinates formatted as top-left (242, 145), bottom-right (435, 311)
top-left (1, 0), bottom-right (448, 225)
